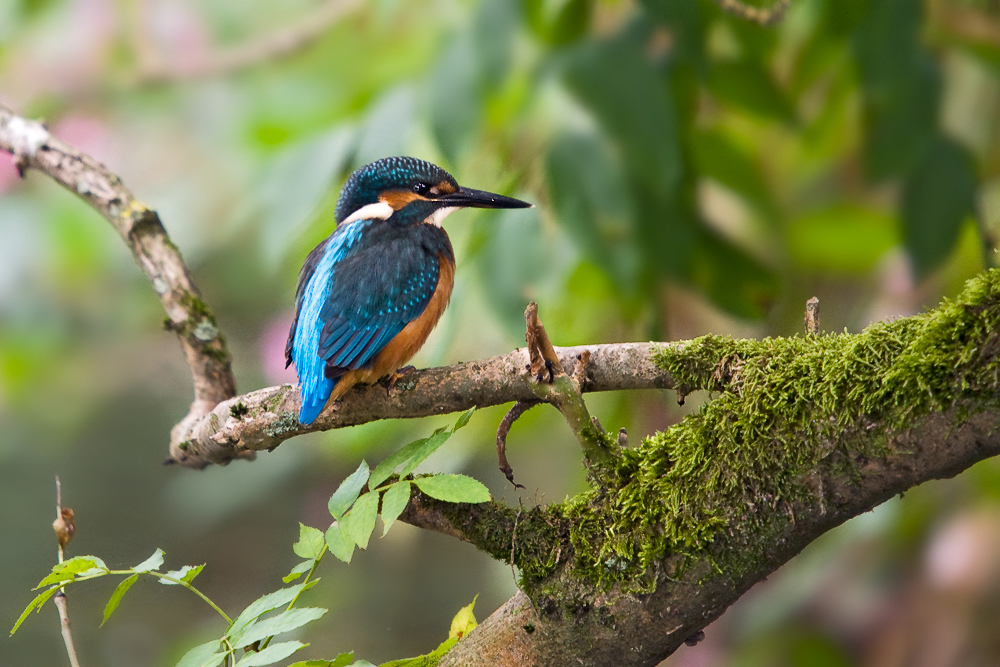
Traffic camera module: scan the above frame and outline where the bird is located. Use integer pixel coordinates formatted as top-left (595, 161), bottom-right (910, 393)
top-left (286, 156), bottom-right (532, 425)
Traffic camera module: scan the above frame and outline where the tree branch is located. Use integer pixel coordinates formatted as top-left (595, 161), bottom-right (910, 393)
top-left (0, 105), bottom-right (238, 445)
top-left (127, 0), bottom-right (362, 85)
top-left (168, 341), bottom-right (676, 468)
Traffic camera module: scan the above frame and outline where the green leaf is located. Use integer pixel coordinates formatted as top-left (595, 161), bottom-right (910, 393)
top-left (174, 640), bottom-right (225, 667)
top-left (10, 586), bottom-right (60, 634)
top-left (546, 130), bottom-right (639, 292)
top-left (324, 523), bottom-right (355, 563)
top-left (690, 130), bottom-right (778, 220)
top-left (228, 582), bottom-right (318, 639)
top-left (37, 556), bottom-right (108, 587)
top-left (232, 608), bottom-right (328, 649)
top-left (233, 640), bottom-right (307, 667)
top-left (340, 492), bottom-right (378, 549)
top-left (293, 524), bottom-right (326, 560)
top-left (397, 431), bottom-right (452, 480)
top-left (563, 20), bottom-right (682, 196)
top-left (707, 59), bottom-right (796, 124)
top-left (380, 482), bottom-right (411, 537)
top-left (453, 407), bottom-right (476, 431)
top-left (369, 437), bottom-right (429, 490)
top-left (283, 561), bottom-right (314, 583)
top-left (430, 33), bottom-right (481, 164)
top-left (132, 548), bottom-right (165, 573)
top-left (902, 136), bottom-right (977, 277)
top-left (287, 655), bottom-right (354, 667)
top-left (413, 475), bottom-right (491, 504)
top-left (449, 595), bottom-right (478, 640)
top-left (328, 461), bottom-right (370, 520)
top-left (160, 564), bottom-right (205, 586)
top-left (690, 225), bottom-right (778, 320)
top-left (788, 206), bottom-right (898, 273)
top-left (101, 574), bottom-right (139, 626)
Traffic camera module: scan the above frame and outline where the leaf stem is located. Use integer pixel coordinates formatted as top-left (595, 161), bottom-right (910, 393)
top-left (258, 546), bottom-right (327, 651)
top-left (108, 570), bottom-right (232, 624)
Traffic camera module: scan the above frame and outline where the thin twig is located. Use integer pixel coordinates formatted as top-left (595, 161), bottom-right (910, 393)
top-left (804, 297), bottom-right (820, 335)
top-left (53, 477), bottom-right (82, 667)
top-left (128, 0), bottom-right (363, 85)
top-left (496, 401), bottom-right (539, 488)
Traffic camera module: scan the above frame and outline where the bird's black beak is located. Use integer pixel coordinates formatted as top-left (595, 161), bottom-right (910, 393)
top-left (439, 187), bottom-right (532, 209)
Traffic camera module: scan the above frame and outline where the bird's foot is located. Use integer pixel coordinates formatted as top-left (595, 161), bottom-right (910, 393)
top-left (383, 365), bottom-right (417, 395)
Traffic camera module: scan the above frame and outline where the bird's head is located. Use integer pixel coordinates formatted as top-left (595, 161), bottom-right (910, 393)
top-left (334, 156), bottom-right (531, 227)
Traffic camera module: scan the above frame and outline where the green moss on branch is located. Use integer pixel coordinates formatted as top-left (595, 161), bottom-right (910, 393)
top-left (528, 269), bottom-right (1000, 592)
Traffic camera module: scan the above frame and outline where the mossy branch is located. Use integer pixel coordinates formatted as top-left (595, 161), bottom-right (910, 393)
top-left (437, 269), bottom-right (1000, 667)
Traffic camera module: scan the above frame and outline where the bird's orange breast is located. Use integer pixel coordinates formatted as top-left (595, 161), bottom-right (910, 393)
top-left (327, 254), bottom-right (455, 402)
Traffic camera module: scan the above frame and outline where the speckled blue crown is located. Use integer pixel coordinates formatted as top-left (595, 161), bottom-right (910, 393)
top-left (334, 157), bottom-right (458, 222)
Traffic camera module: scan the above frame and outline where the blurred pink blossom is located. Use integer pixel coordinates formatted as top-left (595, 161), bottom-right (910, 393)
top-left (261, 314), bottom-right (299, 385)
top-left (0, 152), bottom-right (19, 194)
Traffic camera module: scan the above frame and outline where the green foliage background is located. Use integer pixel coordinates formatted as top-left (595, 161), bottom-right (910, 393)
top-left (2, 0), bottom-right (1000, 664)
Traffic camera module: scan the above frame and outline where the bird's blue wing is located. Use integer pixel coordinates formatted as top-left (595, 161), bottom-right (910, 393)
top-left (289, 225), bottom-right (440, 424)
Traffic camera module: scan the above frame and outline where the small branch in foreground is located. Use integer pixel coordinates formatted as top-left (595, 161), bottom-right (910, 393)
top-left (0, 105), bottom-right (238, 445)
top-left (52, 477), bottom-right (82, 667)
top-left (522, 303), bottom-right (615, 469)
top-left (496, 400), bottom-right (539, 488)
top-left (804, 297), bottom-right (820, 334)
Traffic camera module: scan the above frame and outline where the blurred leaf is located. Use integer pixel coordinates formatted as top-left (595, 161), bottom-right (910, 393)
top-left (328, 460), bottom-right (370, 520)
top-left (293, 524), bottom-right (326, 560)
top-left (174, 640), bottom-right (225, 667)
top-left (852, 0), bottom-right (941, 180)
top-left (324, 523), bottom-right (356, 564)
top-left (708, 60), bottom-right (796, 124)
top-left (413, 475), bottom-right (491, 504)
top-left (233, 641), bottom-right (307, 667)
top-left (354, 86), bottom-right (417, 166)
top-left (472, 0), bottom-right (518, 84)
top-left (232, 608), bottom-right (328, 649)
top-left (690, 225), bottom-right (778, 319)
top-left (101, 574), bottom-right (138, 627)
top-left (476, 205), bottom-right (554, 331)
top-left (523, 0), bottom-right (594, 45)
top-left (287, 654), bottom-right (354, 667)
top-left (547, 131), bottom-right (639, 292)
top-left (563, 20), bottom-right (682, 196)
top-left (397, 429), bottom-right (452, 479)
top-left (902, 136), bottom-right (977, 277)
top-left (132, 548), bottom-right (164, 573)
top-left (340, 491), bottom-right (379, 549)
top-left (160, 564), bottom-right (205, 586)
top-left (448, 595), bottom-right (478, 640)
top-left (257, 126), bottom-right (355, 267)
top-left (10, 585), bottom-right (60, 634)
top-left (788, 206), bottom-right (897, 273)
top-left (691, 129), bottom-right (778, 220)
top-left (229, 582), bottom-right (318, 639)
top-left (380, 481), bottom-right (411, 536)
top-left (283, 561), bottom-right (314, 583)
top-left (430, 34), bottom-right (481, 164)
top-left (639, 0), bottom-right (707, 68)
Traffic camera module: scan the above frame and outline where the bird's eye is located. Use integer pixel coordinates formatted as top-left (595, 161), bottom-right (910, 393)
top-left (412, 182), bottom-right (430, 196)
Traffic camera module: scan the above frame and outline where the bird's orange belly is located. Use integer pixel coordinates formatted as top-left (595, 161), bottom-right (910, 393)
top-left (327, 255), bottom-right (454, 403)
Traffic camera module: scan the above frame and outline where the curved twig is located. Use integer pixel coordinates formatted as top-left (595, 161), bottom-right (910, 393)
top-left (0, 105), bottom-right (238, 444)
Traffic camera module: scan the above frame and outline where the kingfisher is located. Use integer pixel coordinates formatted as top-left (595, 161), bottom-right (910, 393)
top-left (286, 156), bottom-right (532, 425)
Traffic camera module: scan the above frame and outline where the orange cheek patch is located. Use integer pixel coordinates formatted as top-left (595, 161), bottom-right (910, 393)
top-left (434, 181), bottom-right (456, 195)
top-left (380, 190), bottom-right (424, 210)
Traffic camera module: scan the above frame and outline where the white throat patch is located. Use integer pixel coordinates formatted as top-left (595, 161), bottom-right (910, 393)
top-left (340, 201), bottom-right (394, 226)
top-left (427, 206), bottom-right (459, 227)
